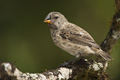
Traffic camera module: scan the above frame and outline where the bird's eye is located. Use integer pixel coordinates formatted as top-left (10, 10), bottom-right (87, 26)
top-left (55, 16), bottom-right (59, 19)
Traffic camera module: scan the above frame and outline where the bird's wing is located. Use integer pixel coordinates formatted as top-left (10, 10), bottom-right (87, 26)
top-left (60, 24), bottom-right (100, 49)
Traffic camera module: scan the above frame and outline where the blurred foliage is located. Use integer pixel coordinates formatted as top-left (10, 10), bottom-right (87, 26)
top-left (0, 0), bottom-right (120, 80)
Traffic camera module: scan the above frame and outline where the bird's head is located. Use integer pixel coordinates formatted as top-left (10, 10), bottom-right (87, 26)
top-left (44, 12), bottom-right (68, 29)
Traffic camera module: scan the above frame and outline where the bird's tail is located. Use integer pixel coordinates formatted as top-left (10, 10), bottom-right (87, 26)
top-left (97, 50), bottom-right (112, 61)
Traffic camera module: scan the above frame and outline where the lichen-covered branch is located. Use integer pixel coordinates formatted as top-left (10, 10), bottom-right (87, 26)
top-left (0, 63), bottom-right (72, 80)
top-left (0, 0), bottom-right (120, 80)
top-left (0, 59), bottom-right (108, 80)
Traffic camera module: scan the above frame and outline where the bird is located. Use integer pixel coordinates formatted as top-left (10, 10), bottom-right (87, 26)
top-left (44, 12), bottom-right (112, 61)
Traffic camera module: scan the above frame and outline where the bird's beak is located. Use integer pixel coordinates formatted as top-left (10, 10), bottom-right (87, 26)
top-left (44, 20), bottom-right (52, 24)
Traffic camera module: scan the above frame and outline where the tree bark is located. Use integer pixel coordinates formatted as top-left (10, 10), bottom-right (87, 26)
top-left (0, 0), bottom-right (120, 80)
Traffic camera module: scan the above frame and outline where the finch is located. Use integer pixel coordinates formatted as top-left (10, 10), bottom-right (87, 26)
top-left (44, 12), bottom-right (112, 61)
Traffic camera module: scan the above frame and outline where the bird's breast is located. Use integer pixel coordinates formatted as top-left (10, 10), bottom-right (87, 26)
top-left (50, 30), bottom-right (79, 56)
top-left (50, 30), bottom-right (61, 45)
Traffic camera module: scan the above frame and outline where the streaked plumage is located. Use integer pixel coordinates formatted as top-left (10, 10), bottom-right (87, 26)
top-left (44, 12), bottom-right (112, 60)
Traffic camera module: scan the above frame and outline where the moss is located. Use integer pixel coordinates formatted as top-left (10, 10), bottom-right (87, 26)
top-left (72, 68), bottom-right (111, 80)
top-left (69, 58), bottom-right (111, 80)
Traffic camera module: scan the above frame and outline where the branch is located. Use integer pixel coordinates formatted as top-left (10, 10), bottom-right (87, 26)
top-left (0, 60), bottom-right (108, 80)
top-left (101, 0), bottom-right (120, 53)
top-left (0, 0), bottom-right (120, 80)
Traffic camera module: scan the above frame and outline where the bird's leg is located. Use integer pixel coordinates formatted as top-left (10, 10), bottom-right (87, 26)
top-left (67, 53), bottom-right (84, 64)
top-left (60, 57), bottom-right (77, 67)
top-left (67, 57), bottom-right (77, 63)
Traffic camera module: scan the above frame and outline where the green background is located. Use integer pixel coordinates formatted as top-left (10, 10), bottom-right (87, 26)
top-left (0, 0), bottom-right (120, 80)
